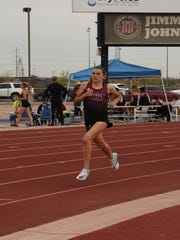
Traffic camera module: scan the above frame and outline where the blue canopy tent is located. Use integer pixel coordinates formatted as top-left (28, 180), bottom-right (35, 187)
top-left (68, 59), bottom-right (173, 120)
top-left (69, 59), bottom-right (161, 80)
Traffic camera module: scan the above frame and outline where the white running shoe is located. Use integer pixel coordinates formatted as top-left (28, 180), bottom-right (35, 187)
top-left (76, 168), bottom-right (90, 181)
top-left (111, 152), bottom-right (119, 170)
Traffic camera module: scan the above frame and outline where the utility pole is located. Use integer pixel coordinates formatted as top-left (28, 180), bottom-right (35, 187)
top-left (23, 7), bottom-right (31, 77)
top-left (87, 27), bottom-right (91, 68)
top-left (15, 48), bottom-right (18, 77)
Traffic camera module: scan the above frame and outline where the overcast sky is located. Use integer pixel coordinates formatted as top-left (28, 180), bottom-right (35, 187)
top-left (1, 0), bottom-right (180, 78)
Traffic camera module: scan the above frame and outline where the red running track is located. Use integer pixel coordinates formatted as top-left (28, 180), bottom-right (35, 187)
top-left (0, 122), bottom-right (180, 239)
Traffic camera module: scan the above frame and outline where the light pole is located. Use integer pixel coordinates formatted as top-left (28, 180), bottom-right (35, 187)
top-left (87, 27), bottom-right (91, 68)
top-left (23, 7), bottom-right (31, 77)
top-left (166, 46), bottom-right (169, 81)
top-left (115, 47), bottom-right (121, 60)
top-left (119, 47), bottom-right (121, 60)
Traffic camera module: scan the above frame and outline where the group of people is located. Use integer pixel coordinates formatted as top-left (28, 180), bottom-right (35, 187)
top-left (11, 67), bottom-right (180, 181)
top-left (129, 85), bottom-right (151, 107)
top-left (11, 76), bottom-right (68, 127)
top-left (128, 85), bottom-right (175, 121)
top-left (10, 67), bottom-right (121, 181)
top-left (109, 85), bottom-right (154, 116)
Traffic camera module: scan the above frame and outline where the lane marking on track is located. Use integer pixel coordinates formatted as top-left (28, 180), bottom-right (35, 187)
top-left (8, 146), bottom-right (19, 149)
top-left (0, 155), bottom-right (179, 172)
top-left (0, 125), bottom-right (178, 137)
top-left (0, 144), bottom-right (180, 162)
top-left (0, 138), bottom-right (179, 154)
top-left (0, 131), bottom-right (180, 146)
top-left (0, 169), bottom-right (179, 207)
top-left (0, 198), bottom-right (14, 201)
top-left (0, 128), bottom-right (180, 148)
top-left (0, 190), bottom-right (179, 240)
top-left (0, 160), bottom-right (180, 187)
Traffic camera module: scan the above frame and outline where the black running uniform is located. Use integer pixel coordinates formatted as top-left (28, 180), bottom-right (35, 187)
top-left (83, 82), bottom-right (112, 130)
top-left (20, 92), bottom-right (31, 108)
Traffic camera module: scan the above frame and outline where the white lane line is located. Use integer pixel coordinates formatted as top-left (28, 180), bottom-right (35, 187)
top-left (0, 198), bottom-right (13, 201)
top-left (0, 127), bottom-right (178, 142)
top-left (0, 138), bottom-right (180, 154)
top-left (0, 169), bottom-right (179, 207)
top-left (0, 144), bottom-right (180, 162)
top-left (0, 162), bottom-right (179, 187)
top-left (0, 131), bottom-right (179, 147)
top-left (0, 153), bottom-right (180, 186)
top-left (0, 190), bottom-right (179, 240)
top-left (0, 155), bottom-right (179, 172)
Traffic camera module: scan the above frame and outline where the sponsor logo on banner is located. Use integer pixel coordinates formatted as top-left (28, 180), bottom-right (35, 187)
top-left (88, 0), bottom-right (96, 6)
top-left (114, 15), bottom-right (141, 39)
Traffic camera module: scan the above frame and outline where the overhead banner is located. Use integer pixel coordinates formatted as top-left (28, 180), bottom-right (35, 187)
top-left (98, 13), bottom-right (180, 46)
top-left (72, 0), bottom-right (180, 13)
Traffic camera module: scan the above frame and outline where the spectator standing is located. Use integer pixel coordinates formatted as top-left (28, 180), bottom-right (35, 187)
top-left (73, 80), bottom-right (82, 116)
top-left (44, 76), bottom-right (67, 126)
top-left (12, 82), bottom-right (34, 127)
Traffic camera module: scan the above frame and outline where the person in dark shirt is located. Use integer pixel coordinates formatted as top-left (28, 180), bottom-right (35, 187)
top-left (138, 86), bottom-right (151, 106)
top-left (74, 66), bottom-right (121, 180)
top-left (150, 95), bottom-right (172, 121)
top-left (44, 76), bottom-right (67, 125)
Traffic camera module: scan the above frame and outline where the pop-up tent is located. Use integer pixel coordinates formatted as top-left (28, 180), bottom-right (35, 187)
top-left (68, 59), bottom-right (172, 120)
top-left (69, 59), bottom-right (161, 80)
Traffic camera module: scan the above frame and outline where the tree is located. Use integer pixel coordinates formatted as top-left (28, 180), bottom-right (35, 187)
top-left (1, 71), bottom-right (13, 78)
top-left (58, 70), bottom-right (69, 86)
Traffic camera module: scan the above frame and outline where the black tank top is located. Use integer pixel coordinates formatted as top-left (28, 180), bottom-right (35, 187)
top-left (20, 91), bottom-right (30, 108)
